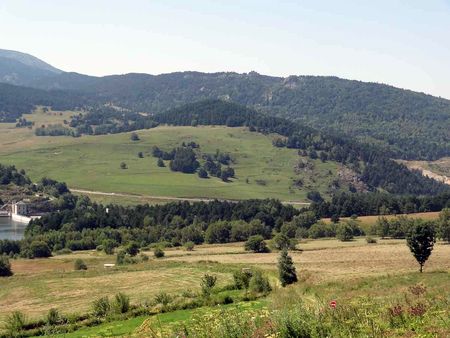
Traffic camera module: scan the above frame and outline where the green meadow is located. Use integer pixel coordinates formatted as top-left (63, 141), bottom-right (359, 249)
top-left (0, 111), bottom-right (338, 202)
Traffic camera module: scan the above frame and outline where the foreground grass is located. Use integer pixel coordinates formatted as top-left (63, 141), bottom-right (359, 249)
top-left (49, 301), bottom-right (267, 338)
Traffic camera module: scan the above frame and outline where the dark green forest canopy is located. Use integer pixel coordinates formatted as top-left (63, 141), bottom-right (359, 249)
top-left (1, 73), bottom-right (449, 160)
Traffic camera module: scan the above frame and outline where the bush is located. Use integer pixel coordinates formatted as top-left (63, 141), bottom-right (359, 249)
top-left (4, 311), bottom-right (26, 336)
top-left (154, 292), bottom-right (172, 306)
top-left (272, 233), bottom-right (297, 250)
top-left (249, 270), bottom-right (272, 294)
top-left (233, 269), bottom-right (252, 290)
top-left (29, 241), bottom-right (52, 258)
top-left (201, 274), bottom-right (217, 296)
top-left (102, 239), bottom-right (116, 255)
top-left (0, 254), bottom-right (13, 277)
top-left (92, 296), bottom-right (110, 317)
top-left (366, 237), bottom-right (377, 244)
top-left (74, 259), bottom-right (87, 271)
top-left (130, 132), bottom-right (140, 141)
top-left (244, 235), bottom-right (270, 253)
top-left (154, 247), bottom-right (165, 258)
top-left (184, 241), bottom-right (195, 251)
top-left (140, 253), bottom-right (149, 262)
top-left (113, 293), bottom-right (130, 314)
top-left (46, 308), bottom-right (62, 326)
top-left (116, 250), bottom-right (126, 265)
top-left (125, 242), bottom-right (139, 256)
top-left (336, 223), bottom-right (354, 241)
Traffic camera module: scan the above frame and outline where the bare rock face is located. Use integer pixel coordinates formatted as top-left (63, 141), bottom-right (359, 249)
top-left (336, 166), bottom-right (369, 192)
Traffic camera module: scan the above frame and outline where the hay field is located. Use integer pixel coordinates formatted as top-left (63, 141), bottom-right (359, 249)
top-left (1, 238), bottom-right (449, 324)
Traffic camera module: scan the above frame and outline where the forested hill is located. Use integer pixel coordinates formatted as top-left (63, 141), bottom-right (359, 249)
top-left (0, 50), bottom-right (449, 160)
top-left (154, 99), bottom-right (449, 196)
top-left (0, 83), bottom-right (88, 122)
top-left (27, 71), bottom-right (450, 160)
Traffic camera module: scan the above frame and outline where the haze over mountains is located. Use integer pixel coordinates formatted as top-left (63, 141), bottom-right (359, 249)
top-left (0, 48), bottom-right (449, 161)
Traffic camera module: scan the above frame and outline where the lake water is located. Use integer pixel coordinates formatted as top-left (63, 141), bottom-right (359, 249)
top-left (0, 217), bottom-right (27, 240)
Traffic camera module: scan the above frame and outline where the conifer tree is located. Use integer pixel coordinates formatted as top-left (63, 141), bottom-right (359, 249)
top-left (278, 249), bottom-right (297, 287)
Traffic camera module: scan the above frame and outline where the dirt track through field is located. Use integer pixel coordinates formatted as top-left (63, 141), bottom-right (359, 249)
top-left (70, 188), bottom-right (311, 206)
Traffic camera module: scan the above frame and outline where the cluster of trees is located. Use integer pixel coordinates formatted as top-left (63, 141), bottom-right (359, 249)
top-left (152, 143), bottom-right (236, 180)
top-left (35, 124), bottom-right (78, 137)
top-left (154, 99), bottom-right (449, 196)
top-left (311, 192), bottom-right (450, 218)
top-left (15, 117), bottom-right (33, 128)
top-left (152, 145), bottom-right (199, 173)
top-left (68, 107), bottom-right (158, 136)
top-left (0, 164), bottom-right (30, 186)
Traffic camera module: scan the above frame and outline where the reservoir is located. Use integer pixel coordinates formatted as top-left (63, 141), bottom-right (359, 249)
top-left (0, 217), bottom-right (27, 240)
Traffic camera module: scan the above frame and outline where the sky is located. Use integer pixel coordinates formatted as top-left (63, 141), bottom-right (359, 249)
top-left (1, 0), bottom-right (450, 98)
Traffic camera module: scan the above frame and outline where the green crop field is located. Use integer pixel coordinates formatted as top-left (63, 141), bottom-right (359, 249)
top-left (0, 110), bottom-right (339, 203)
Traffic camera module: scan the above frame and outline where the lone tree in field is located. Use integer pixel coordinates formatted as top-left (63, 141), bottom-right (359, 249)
top-left (278, 249), bottom-right (297, 287)
top-left (130, 132), bottom-right (140, 141)
top-left (0, 255), bottom-right (13, 277)
top-left (406, 222), bottom-right (435, 273)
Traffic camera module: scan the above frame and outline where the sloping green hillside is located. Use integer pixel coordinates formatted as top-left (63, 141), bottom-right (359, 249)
top-left (0, 123), bottom-right (345, 203)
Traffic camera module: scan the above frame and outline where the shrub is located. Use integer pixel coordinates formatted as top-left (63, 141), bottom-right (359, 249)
top-left (184, 241), bottom-right (195, 251)
top-left (336, 223), bottom-right (354, 241)
top-left (0, 254), bottom-right (13, 277)
top-left (244, 235), bottom-right (270, 253)
top-left (125, 242), bottom-right (140, 256)
top-left (140, 253), bottom-right (149, 262)
top-left (113, 293), bottom-right (130, 314)
top-left (130, 132), bottom-right (140, 141)
top-left (154, 247), bottom-right (165, 258)
top-left (116, 250), bottom-right (126, 265)
top-left (29, 241), bottom-right (52, 258)
top-left (249, 270), bottom-right (272, 294)
top-left (233, 269), bottom-right (253, 290)
top-left (102, 239), bottom-right (116, 255)
top-left (4, 311), bottom-right (26, 336)
top-left (46, 308), bottom-right (62, 326)
top-left (272, 233), bottom-right (297, 250)
top-left (74, 259), bottom-right (87, 271)
top-left (154, 292), bottom-right (172, 306)
top-left (92, 296), bottom-right (110, 317)
top-left (55, 248), bottom-right (72, 255)
top-left (201, 274), bottom-right (217, 296)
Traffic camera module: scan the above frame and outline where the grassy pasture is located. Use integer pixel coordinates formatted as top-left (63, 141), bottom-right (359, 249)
top-left (1, 238), bottom-right (449, 327)
top-left (0, 110), bottom-right (338, 202)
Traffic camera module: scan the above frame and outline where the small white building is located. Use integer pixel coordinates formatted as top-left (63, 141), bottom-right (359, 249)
top-left (12, 201), bottom-right (28, 216)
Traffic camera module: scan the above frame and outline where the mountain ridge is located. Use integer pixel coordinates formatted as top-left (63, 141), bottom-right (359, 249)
top-left (0, 49), bottom-right (449, 161)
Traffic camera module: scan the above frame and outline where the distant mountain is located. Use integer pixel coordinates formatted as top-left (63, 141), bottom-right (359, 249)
top-left (32, 71), bottom-right (449, 161)
top-left (0, 49), bottom-right (449, 161)
top-left (0, 49), bottom-right (62, 86)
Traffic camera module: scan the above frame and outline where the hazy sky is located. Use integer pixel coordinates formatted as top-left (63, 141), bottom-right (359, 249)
top-left (1, 0), bottom-right (450, 98)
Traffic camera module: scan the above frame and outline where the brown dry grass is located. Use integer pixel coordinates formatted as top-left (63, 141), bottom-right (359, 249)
top-left (321, 212), bottom-right (441, 227)
top-left (1, 238), bottom-right (449, 324)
